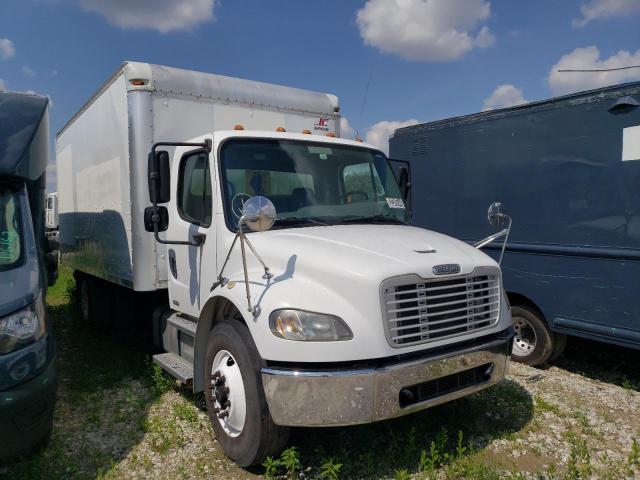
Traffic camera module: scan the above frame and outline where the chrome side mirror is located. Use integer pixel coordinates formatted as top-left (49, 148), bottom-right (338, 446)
top-left (241, 196), bottom-right (276, 232)
top-left (487, 201), bottom-right (505, 227)
top-left (476, 201), bottom-right (512, 265)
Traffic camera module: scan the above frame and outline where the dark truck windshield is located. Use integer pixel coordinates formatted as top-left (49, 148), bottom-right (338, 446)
top-left (220, 139), bottom-right (409, 229)
top-left (0, 186), bottom-right (23, 271)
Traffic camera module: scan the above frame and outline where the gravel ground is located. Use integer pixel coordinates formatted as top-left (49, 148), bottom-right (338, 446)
top-left (2, 275), bottom-right (639, 479)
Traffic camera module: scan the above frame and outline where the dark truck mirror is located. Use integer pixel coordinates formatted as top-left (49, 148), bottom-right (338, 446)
top-left (148, 150), bottom-right (170, 204)
top-left (144, 205), bottom-right (169, 232)
top-left (389, 159), bottom-right (412, 209)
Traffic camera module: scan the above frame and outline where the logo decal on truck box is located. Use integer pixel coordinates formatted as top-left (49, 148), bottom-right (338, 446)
top-left (314, 118), bottom-right (330, 131)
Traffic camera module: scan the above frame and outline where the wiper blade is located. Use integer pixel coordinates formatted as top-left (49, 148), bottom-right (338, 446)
top-left (273, 217), bottom-right (330, 227)
top-left (337, 215), bottom-right (409, 225)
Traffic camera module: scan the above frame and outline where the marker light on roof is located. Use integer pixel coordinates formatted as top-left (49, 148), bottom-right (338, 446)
top-left (276, 127), bottom-right (286, 132)
top-left (302, 129), bottom-right (311, 134)
top-left (326, 132), bottom-right (336, 137)
top-left (234, 124), bottom-right (245, 130)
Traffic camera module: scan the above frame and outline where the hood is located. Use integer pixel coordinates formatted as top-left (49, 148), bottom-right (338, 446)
top-left (248, 224), bottom-right (497, 282)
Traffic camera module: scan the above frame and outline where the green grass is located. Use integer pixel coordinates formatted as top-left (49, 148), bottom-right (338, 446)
top-left (3, 266), bottom-right (639, 480)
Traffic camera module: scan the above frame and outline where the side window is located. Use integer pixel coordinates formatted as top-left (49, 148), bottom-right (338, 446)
top-left (177, 151), bottom-right (212, 226)
top-left (343, 163), bottom-right (384, 198)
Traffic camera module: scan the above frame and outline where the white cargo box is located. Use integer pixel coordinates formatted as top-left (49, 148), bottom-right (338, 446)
top-left (57, 61), bottom-right (340, 291)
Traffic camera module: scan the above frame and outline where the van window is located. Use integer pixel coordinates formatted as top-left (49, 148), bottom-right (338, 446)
top-left (0, 187), bottom-right (22, 271)
top-left (177, 151), bottom-right (212, 227)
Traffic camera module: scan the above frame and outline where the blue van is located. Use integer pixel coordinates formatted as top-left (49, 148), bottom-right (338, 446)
top-left (0, 92), bottom-right (58, 459)
top-left (389, 82), bottom-right (640, 366)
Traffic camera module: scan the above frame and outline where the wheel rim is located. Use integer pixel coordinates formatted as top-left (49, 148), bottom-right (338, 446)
top-left (210, 350), bottom-right (246, 437)
top-left (512, 316), bottom-right (537, 356)
top-left (80, 282), bottom-right (90, 321)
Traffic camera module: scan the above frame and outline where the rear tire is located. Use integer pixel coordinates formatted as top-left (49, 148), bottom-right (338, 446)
top-left (77, 275), bottom-right (93, 324)
top-left (511, 305), bottom-right (558, 366)
top-left (76, 275), bottom-right (113, 330)
top-left (204, 316), bottom-right (289, 467)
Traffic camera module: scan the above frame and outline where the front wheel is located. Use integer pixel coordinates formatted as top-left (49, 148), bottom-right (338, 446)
top-left (204, 318), bottom-right (289, 467)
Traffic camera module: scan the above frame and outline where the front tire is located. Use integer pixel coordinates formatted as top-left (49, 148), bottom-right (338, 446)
top-left (511, 305), bottom-right (565, 366)
top-left (204, 318), bottom-right (289, 467)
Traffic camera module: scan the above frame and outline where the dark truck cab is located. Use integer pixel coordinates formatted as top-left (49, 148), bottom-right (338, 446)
top-left (0, 92), bottom-right (57, 459)
top-left (390, 82), bottom-right (640, 366)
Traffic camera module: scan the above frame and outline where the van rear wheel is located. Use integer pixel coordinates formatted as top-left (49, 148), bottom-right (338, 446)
top-left (204, 317), bottom-right (289, 467)
top-left (511, 305), bottom-right (564, 366)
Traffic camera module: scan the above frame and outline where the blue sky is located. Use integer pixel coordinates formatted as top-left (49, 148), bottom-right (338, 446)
top-left (0, 0), bottom-right (639, 190)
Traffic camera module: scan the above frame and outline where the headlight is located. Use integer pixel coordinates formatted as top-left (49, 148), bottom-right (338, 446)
top-left (269, 309), bottom-right (353, 342)
top-left (0, 296), bottom-right (46, 354)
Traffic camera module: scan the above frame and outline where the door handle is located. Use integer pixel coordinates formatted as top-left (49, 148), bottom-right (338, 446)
top-left (191, 233), bottom-right (206, 246)
top-left (168, 249), bottom-right (177, 279)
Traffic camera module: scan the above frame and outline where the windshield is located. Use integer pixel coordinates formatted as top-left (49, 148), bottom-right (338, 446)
top-left (0, 186), bottom-right (23, 271)
top-left (220, 139), bottom-right (409, 229)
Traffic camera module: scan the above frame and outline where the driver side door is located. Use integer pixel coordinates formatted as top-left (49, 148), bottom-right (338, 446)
top-left (166, 146), bottom-right (215, 318)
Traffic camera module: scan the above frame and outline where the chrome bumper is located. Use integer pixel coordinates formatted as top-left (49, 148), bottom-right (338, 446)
top-left (261, 334), bottom-right (511, 427)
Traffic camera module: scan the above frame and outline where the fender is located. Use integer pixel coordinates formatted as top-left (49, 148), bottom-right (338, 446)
top-left (193, 290), bottom-right (249, 392)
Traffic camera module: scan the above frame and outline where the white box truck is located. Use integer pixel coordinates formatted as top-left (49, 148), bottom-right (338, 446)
top-left (57, 62), bottom-right (514, 467)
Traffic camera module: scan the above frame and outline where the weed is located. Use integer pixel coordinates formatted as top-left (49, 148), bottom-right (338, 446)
top-left (534, 394), bottom-right (563, 416)
top-left (319, 457), bottom-right (342, 480)
top-left (393, 468), bottom-right (411, 480)
top-left (628, 438), bottom-right (640, 471)
top-left (172, 402), bottom-right (198, 423)
top-left (150, 361), bottom-right (176, 396)
top-left (280, 446), bottom-right (302, 478)
top-left (263, 456), bottom-right (281, 479)
top-left (145, 414), bottom-right (184, 455)
top-left (564, 431), bottom-right (592, 480)
top-left (263, 446), bottom-right (302, 479)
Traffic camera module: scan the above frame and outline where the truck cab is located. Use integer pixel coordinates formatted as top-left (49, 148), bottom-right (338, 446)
top-left (57, 62), bottom-right (512, 468)
top-left (148, 129), bottom-right (514, 466)
top-left (0, 92), bottom-right (58, 459)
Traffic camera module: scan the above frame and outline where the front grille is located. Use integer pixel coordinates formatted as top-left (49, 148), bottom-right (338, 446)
top-left (381, 267), bottom-right (501, 347)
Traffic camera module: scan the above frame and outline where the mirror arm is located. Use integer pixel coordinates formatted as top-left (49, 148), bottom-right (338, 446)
top-left (215, 216), bottom-right (272, 316)
top-left (474, 228), bottom-right (508, 249)
top-left (474, 215), bottom-right (512, 265)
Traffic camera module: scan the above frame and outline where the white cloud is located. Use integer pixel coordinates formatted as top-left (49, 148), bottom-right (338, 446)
top-left (365, 119), bottom-right (420, 154)
top-left (340, 117), bottom-right (356, 140)
top-left (22, 65), bottom-right (36, 77)
top-left (572, 0), bottom-right (640, 27)
top-left (356, 0), bottom-right (495, 62)
top-left (548, 46), bottom-right (640, 95)
top-left (482, 84), bottom-right (528, 111)
top-left (0, 38), bottom-right (15, 60)
top-left (78, 0), bottom-right (217, 33)
top-left (0, 79), bottom-right (6, 91)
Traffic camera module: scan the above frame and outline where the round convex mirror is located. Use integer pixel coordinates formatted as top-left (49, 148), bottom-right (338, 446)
top-left (242, 196), bottom-right (277, 232)
top-left (487, 202), bottom-right (504, 227)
